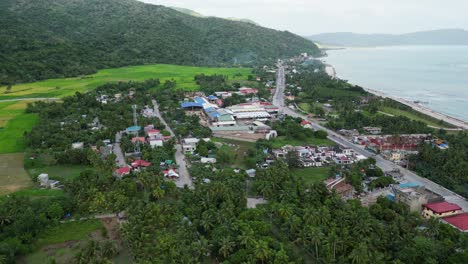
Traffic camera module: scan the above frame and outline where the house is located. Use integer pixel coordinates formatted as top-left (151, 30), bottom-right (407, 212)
top-left (333, 156), bottom-right (352, 165)
top-left (182, 138), bottom-right (200, 154)
top-left (238, 87), bottom-right (258, 95)
top-left (201, 157), bottom-right (217, 164)
top-left (163, 169), bottom-right (179, 179)
top-left (422, 202), bottom-right (462, 219)
top-left (273, 149), bottom-right (286, 158)
top-left (246, 169), bottom-right (256, 178)
top-left (363, 127), bottom-right (382, 135)
top-left (131, 160), bottom-right (152, 168)
top-left (147, 129), bottom-right (161, 138)
top-left (114, 167), bottom-right (131, 178)
top-left (300, 120), bottom-right (312, 129)
top-left (442, 213), bottom-right (468, 232)
top-left (149, 139), bottom-right (164, 148)
top-left (131, 137), bottom-right (146, 144)
top-left (300, 158), bottom-right (315, 167)
top-left (72, 142), bottom-right (84, 149)
top-left (324, 177), bottom-right (354, 198)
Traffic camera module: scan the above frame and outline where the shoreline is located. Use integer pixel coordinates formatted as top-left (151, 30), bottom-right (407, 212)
top-left (324, 64), bottom-right (467, 130)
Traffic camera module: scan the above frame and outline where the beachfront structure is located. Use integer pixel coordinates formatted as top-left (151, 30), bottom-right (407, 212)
top-left (422, 202), bottom-right (462, 219)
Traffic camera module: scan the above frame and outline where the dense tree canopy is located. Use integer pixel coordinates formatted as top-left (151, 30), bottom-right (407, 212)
top-left (0, 0), bottom-right (320, 84)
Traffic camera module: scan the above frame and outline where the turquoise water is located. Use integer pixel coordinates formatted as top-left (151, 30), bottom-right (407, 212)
top-left (324, 46), bottom-right (468, 121)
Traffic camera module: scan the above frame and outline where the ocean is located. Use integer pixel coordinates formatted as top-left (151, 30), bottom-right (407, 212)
top-left (324, 45), bottom-right (468, 121)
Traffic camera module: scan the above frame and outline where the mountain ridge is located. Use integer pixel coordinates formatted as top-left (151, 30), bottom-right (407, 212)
top-left (0, 0), bottom-right (319, 85)
top-left (308, 29), bottom-right (468, 47)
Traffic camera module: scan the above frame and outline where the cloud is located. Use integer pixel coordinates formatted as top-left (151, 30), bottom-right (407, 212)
top-left (140, 0), bottom-right (468, 35)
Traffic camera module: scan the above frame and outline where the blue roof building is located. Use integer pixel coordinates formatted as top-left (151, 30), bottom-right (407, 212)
top-left (208, 95), bottom-right (218, 100)
top-left (399, 182), bottom-right (420, 188)
top-left (181, 102), bottom-right (203, 108)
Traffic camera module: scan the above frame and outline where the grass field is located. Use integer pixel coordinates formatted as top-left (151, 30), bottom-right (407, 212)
top-left (0, 100), bottom-right (39, 153)
top-left (0, 153), bottom-right (32, 195)
top-left (380, 106), bottom-right (455, 128)
top-left (271, 136), bottom-right (335, 149)
top-left (21, 220), bottom-right (104, 264)
top-left (28, 165), bottom-right (90, 182)
top-left (292, 167), bottom-right (330, 185)
top-left (0, 64), bottom-right (252, 100)
top-left (212, 137), bottom-right (254, 169)
top-left (13, 188), bottom-right (65, 199)
top-left (0, 64), bottom-right (252, 154)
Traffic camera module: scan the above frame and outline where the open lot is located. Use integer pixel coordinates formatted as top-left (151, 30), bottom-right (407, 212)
top-left (28, 165), bottom-right (90, 182)
top-left (292, 167), bottom-right (330, 185)
top-left (0, 153), bottom-right (32, 195)
top-left (20, 220), bottom-right (104, 264)
top-left (0, 64), bottom-right (252, 100)
top-left (270, 136), bottom-right (335, 149)
top-left (212, 137), bottom-right (255, 169)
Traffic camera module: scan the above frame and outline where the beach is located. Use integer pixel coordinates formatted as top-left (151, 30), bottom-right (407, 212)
top-left (325, 64), bottom-right (468, 130)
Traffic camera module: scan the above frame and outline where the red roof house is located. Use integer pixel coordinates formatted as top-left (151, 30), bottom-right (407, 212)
top-left (114, 167), bottom-right (131, 178)
top-left (131, 137), bottom-right (146, 143)
top-left (422, 201), bottom-right (462, 218)
top-left (300, 120), bottom-right (311, 126)
top-left (131, 160), bottom-right (152, 168)
top-left (442, 213), bottom-right (468, 232)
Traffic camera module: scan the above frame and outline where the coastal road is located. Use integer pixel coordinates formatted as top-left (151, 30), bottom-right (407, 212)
top-left (274, 64), bottom-right (468, 211)
top-left (152, 100), bottom-right (193, 188)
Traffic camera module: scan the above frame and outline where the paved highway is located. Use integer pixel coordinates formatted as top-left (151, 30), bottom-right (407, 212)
top-left (273, 62), bottom-right (468, 210)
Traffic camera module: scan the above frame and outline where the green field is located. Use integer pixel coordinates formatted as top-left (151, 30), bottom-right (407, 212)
top-left (0, 64), bottom-right (252, 100)
top-left (21, 220), bottom-right (104, 264)
top-left (28, 165), bottom-right (90, 182)
top-left (0, 153), bottom-right (32, 195)
top-left (292, 167), bottom-right (330, 185)
top-left (271, 136), bottom-right (335, 149)
top-left (0, 64), bottom-right (252, 154)
top-left (212, 137), bottom-right (255, 169)
top-left (380, 106), bottom-right (455, 128)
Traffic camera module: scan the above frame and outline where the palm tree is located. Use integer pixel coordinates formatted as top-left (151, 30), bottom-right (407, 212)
top-left (349, 242), bottom-right (370, 264)
top-left (254, 240), bottom-right (271, 264)
top-left (218, 237), bottom-right (235, 259)
top-left (310, 227), bottom-right (324, 261)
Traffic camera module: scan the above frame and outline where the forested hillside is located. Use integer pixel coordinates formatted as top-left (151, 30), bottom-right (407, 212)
top-left (0, 0), bottom-right (320, 85)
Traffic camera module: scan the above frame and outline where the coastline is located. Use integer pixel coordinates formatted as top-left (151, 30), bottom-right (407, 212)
top-left (324, 64), bottom-right (468, 130)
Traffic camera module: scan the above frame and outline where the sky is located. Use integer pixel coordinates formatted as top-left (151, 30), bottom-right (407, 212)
top-left (140, 0), bottom-right (468, 35)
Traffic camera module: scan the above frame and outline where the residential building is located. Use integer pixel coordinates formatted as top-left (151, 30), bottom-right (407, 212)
top-left (363, 127), bottom-right (382, 135)
top-left (422, 202), bottom-right (462, 219)
top-left (395, 185), bottom-right (443, 212)
top-left (182, 138), bottom-right (200, 154)
top-left (442, 213), bottom-right (468, 232)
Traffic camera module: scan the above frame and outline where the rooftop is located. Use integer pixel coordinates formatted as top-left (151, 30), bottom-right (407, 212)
top-left (442, 213), bottom-right (468, 231)
top-left (424, 201), bottom-right (462, 214)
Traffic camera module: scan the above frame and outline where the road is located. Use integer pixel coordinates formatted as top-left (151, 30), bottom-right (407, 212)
top-left (152, 100), bottom-right (193, 188)
top-left (114, 132), bottom-right (127, 167)
top-left (274, 63), bottom-right (468, 211)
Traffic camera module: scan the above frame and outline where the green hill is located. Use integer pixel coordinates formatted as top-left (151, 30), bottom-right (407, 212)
top-left (0, 0), bottom-right (319, 85)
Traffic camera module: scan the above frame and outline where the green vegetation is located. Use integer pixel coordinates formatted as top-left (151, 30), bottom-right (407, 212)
top-left (212, 138), bottom-right (255, 169)
top-left (28, 165), bottom-right (91, 182)
top-left (271, 136), bottom-right (334, 148)
top-left (380, 106), bottom-right (454, 128)
top-left (410, 132), bottom-right (468, 197)
top-left (0, 101), bottom-right (39, 153)
top-left (292, 167), bottom-right (330, 184)
top-left (35, 220), bottom-right (103, 248)
top-left (0, 0), bottom-right (319, 85)
top-left (0, 153), bottom-right (31, 195)
top-left (12, 189), bottom-right (65, 199)
top-left (0, 64), bottom-right (252, 100)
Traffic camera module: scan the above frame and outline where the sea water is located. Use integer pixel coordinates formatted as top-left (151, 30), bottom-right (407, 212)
top-left (324, 45), bottom-right (468, 121)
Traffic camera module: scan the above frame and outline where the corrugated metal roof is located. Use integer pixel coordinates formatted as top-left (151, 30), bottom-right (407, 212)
top-left (181, 102), bottom-right (203, 108)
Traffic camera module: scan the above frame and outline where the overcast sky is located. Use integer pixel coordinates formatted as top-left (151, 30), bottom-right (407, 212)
top-left (140, 0), bottom-right (468, 35)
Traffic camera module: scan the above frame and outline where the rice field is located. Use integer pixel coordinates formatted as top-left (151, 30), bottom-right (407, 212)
top-left (0, 64), bottom-right (252, 100)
